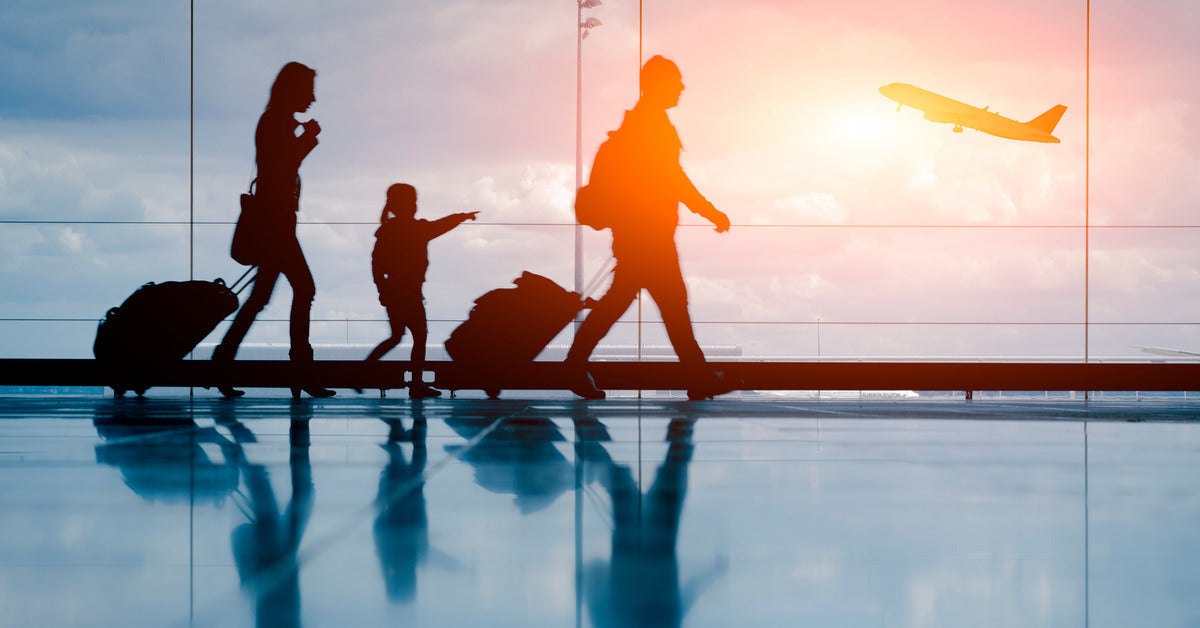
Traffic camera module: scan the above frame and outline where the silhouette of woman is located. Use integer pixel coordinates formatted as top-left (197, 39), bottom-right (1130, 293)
top-left (214, 62), bottom-right (333, 398)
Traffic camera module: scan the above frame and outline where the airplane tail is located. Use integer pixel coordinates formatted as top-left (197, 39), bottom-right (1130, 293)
top-left (1026, 105), bottom-right (1067, 134)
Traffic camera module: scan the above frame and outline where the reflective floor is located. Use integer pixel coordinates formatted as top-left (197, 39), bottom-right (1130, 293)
top-left (1, 395), bottom-right (1199, 627)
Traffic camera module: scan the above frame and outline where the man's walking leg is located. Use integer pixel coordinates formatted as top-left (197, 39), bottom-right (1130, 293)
top-left (565, 271), bottom-right (639, 398)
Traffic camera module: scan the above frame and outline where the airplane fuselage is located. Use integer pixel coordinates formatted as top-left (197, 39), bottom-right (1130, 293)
top-left (879, 83), bottom-right (1064, 143)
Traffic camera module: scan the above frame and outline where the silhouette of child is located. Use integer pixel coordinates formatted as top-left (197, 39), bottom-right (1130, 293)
top-left (364, 183), bottom-right (477, 398)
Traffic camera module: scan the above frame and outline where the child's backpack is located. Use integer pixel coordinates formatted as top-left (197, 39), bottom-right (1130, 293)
top-left (370, 221), bottom-right (396, 289)
top-left (371, 220), bottom-right (422, 292)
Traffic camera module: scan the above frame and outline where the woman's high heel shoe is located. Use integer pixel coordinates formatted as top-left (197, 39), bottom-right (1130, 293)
top-left (212, 345), bottom-right (243, 398)
top-left (292, 385), bottom-right (335, 399)
top-left (290, 354), bottom-right (335, 398)
top-left (218, 386), bottom-right (245, 398)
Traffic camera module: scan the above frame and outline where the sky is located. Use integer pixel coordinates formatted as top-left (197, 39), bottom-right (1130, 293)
top-left (1, 0), bottom-right (1199, 360)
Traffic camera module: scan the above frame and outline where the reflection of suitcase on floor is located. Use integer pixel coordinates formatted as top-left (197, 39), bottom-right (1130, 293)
top-left (445, 272), bottom-right (589, 396)
top-left (93, 271), bottom-right (250, 396)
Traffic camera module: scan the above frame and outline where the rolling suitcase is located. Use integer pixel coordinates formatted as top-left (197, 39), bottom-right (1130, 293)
top-left (444, 271), bottom-right (592, 397)
top-left (93, 269), bottom-right (253, 396)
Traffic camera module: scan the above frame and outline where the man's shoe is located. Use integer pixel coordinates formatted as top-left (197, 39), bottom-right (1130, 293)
top-left (687, 370), bottom-right (740, 401)
top-left (409, 383), bottom-right (442, 399)
top-left (569, 370), bottom-right (605, 400)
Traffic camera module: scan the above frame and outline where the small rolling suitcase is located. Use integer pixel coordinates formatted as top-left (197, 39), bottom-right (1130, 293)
top-left (444, 271), bottom-right (591, 397)
top-left (93, 269), bottom-right (252, 396)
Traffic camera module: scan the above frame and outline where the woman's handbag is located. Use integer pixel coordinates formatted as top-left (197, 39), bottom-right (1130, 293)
top-left (230, 180), bottom-right (264, 266)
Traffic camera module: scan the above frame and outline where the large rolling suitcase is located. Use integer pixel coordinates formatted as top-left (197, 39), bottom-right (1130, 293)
top-left (93, 270), bottom-right (251, 396)
top-left (444, 271), bottom-right (591, 397)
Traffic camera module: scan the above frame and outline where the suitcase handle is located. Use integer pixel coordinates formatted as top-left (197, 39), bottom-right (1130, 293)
top-left (581, 257), bottom-right (616, 300)
top-left (229, 267), bottom-right (256, 295)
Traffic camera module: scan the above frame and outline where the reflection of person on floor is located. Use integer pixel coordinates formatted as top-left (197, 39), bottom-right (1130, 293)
top-left (445, 413), bottom-right (574, 515)
top-left (363, 183), bottom-right (477, 399)
top-left (567, 55), bottom-right (731, 401)
top-left (373, 410), bottom-right (428, 603)
top-left (92, 401), bottom-right (241, 505)
top-left (578, 418), bottom-right (728, 628)
top-left (214, 61), bottom-right (333, 399)
top-left (372, 403), bottom-right (463, 604)
top-left (232, 405), bottom-right (314, 628)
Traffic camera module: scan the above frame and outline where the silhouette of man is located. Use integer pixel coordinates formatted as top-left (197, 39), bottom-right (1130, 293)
top-left (362, 184), bottom-right (477, 398)
top-left (567, 55), bottom-right (730, 400)
top-left (214, 61), bottom-right (333, 399)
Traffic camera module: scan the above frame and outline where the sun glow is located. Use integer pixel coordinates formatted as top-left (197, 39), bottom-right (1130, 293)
top-left (834, 110), bottom-right (890, 143)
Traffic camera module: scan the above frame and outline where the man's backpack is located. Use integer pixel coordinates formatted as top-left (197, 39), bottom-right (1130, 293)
top-left (574, 128), bottom-right (632, 230)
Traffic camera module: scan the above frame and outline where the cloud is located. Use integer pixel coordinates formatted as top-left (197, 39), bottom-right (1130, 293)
top-left (0, 141), bottom-right (146, 223)
top-left (0, 1), bottom-right (189, 119)
top-left (754, 193), bottom-right (848, 225)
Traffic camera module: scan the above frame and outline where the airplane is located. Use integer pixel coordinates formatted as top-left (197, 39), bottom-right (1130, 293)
top-left (879, 82), bottom-right (1067, 143)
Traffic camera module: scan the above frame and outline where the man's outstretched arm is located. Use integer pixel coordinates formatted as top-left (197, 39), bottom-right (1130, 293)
top-left (679, 173), bottom-right (729, 233)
